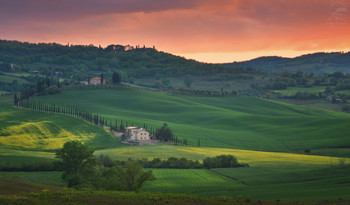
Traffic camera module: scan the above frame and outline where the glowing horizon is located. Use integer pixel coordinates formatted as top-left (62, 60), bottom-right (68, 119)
top-left (0, 0), bottom-right (349, 63)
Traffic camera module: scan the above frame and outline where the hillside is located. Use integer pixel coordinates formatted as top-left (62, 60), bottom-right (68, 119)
top-left (226, 52), bottom-right (350, 74)
top-left (0, 96), bottom-right (120, 166)
top-left (2, 90), bottom-right (350, 201)
top-left (34, 87), bottom-right (350, 155)
top-left (0, 39), bottom-right (238, 80)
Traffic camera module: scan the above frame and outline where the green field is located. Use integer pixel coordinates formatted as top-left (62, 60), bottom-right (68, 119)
top-left (211, 165), bottom-right (350, 201)
top-left (0, 171), bottom-right (64, 186)
top-left (0, 73), bottom-right (29, 84)
top-left (142, 169), bottom-right (243, 195)
top-left (2, 178), bottom-right (330, 205)
top-left (35, 88), bottom-right (350, 154)
top-left (0, 96), bottom-right (120, 164)
top-left (1, 88), bottom-right (350, 201)
top-left (272, 86), bottom-right (327, 96)
top-left (95, 145), bottom-right (345, 166)
top-left (2, 166), bottom-right (350, 201)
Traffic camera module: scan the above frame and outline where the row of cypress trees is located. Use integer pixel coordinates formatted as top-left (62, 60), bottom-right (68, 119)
top-left (17, 99), bottom-right (201, 147)
top-left (16, 99), bottom-right (156, 134)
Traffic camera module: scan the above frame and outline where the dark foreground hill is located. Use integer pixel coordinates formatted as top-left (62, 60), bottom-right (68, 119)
top-left (0, 178), bottom-right (349, 205)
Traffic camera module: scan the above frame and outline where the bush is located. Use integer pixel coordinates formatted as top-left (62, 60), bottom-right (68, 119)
top-left (203, 155), bottom-right (245, 169)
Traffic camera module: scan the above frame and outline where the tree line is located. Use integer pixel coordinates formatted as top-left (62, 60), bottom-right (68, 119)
top-left (1, 153), bottom-right (246, 172)
top-left (17, 99), bottom-right (154, 134)
top-left (16, 98), bottom-right (194, 145)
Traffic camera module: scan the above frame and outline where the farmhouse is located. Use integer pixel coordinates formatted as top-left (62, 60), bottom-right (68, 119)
top-left (80, 81), bottom-right (89, 85)
top-left (125, 127), bottom-right (150, 141)
top-left (89, 77), bottom-right (105, 85)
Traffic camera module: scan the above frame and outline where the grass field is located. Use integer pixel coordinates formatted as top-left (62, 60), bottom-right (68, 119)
top-left (211, 165), bottom-right (350, 201)
top-left (95, 145), bottom-right (346, 167)
top-left (2, 167), bottom-right (350, 201)
top-left (1, 88), bottom-right (350, 201)
top-left (0, 171), bottom-right (64, 186)
top-left (142, 169), bottom-right (243, 195)
top-left (35, 87), bottom-right (350, 155)
top-left (0, 73), bottom-right (29, 84)
top-left (143, 167), bottom-right (350, 201)
top-left (0, 95), bottom-right (121, 166)
top-left (3, 178), bottom-right (338, 205)
top-left (272, 86), bottom-right (327, 96)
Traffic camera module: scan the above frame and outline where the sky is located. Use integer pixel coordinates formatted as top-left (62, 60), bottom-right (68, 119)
top-left (0, 0), bottom-right (349, 63)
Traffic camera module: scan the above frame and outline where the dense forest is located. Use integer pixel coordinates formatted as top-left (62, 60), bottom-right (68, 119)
top-left (0, 39), bottom-right (255, 81)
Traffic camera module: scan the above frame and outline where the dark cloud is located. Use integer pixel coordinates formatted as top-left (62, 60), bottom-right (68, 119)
top-left (0, 0), bottom-right (199, 22)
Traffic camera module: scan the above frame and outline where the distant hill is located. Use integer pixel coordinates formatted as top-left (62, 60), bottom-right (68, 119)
top-left (224, 52), bottom-right (350, 74)
top-left (0, 39), bottom-right (242, 81)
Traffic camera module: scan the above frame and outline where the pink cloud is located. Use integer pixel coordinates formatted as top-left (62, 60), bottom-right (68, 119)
top-left (0, 0), bottom-right (349, 62)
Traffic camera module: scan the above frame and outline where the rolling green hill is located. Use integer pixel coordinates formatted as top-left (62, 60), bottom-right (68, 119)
top-left (2, 90), bottom-right (350, 201)
top-left (0, 95), bottom-right (120, 166)
top-left (35, 87), bottom-right (350, 154)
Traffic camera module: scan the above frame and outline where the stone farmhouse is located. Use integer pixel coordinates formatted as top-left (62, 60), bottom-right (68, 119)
top-left (89, 77), bottom-right (105, 85)
top-left (125, 127), bottom-right (151, 141)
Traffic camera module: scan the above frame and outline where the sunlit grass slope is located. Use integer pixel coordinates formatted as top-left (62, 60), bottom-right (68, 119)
top-left (95, 145), bottom-right (345, 167)
top-left (37, 88), bottom-right (350, 153)
top-left (0, 98), bottom-right (120, 151)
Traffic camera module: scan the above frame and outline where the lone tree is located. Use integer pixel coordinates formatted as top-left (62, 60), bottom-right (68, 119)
top-left (155, 123), bottom-right (173, 141)
top-left (55, 140), bottom-right (96, 187)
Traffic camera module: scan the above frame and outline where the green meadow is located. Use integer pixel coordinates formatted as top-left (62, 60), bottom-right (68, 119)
top-left (2, 166), bottom-right (350, 201)
top-left (35, 88), bottom-right (350, 155)
top-left (0, 95), bottom-right (120, 167)
top-left (272, 86), bottom-right (327, 96)
top-left (0, 73), bottom-right (29, 84)
top-left (1, 88), bottom-right (350, 201)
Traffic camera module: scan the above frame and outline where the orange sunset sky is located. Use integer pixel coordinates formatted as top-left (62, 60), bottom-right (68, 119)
top-left (0, 0), bottom-right (349, 63)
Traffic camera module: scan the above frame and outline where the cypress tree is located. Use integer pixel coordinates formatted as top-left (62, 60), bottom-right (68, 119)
top-left (198, 139), bottom-right (200, 147)
top-left (100, 73), bottom-right (104, 84)
top-left (119, 120), bottom-right (124, 131)
top-left (13, 94), bottom-right (18, 107)
top-left (112, 71), bottom-right (118, 84)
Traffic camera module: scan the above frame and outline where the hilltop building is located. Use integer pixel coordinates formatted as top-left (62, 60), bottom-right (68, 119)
top-left (89, 77), bottom-right (105, 85)
top-left (125, 127), bottom-right (150, 141)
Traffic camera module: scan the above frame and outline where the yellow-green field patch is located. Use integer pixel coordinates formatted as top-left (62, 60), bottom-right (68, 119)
top-left (0, 121), bottom-right (95, 149)
top-left (96, 145), bottom-right (346, 167)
